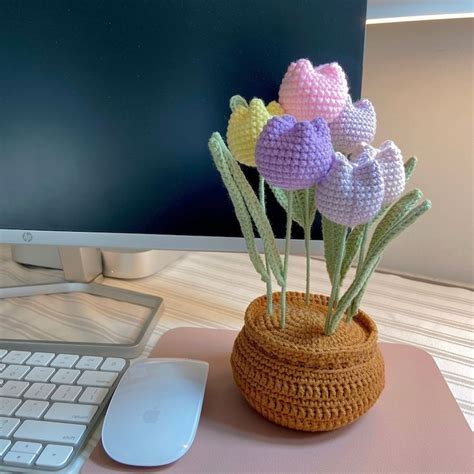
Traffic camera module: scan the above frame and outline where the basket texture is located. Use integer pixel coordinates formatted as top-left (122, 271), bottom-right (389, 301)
top-left (231, 292), bottom-right (385, 431)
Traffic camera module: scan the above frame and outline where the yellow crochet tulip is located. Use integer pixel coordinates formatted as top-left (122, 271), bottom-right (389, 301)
top-left (227, 97), bottom-right (283, 167)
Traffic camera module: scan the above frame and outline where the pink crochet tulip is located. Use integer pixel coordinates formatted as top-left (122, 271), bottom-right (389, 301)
top-left (317, 151), bottom-right (384, 227)
top-left (329, 97), bottom-right (376, 154)
top-left (279, 59), bottom-right (349, 123)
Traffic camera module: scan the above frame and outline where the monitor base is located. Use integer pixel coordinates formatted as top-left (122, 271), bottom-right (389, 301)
top-left (11, 245), bottom-right (182, 281)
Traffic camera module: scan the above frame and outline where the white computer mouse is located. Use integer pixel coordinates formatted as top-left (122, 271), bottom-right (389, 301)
top-left (102, 358), bottom-right (209, 466)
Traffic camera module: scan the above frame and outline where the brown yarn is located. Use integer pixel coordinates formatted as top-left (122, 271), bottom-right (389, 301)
top-left (231, 292), bottom-right (385, 432)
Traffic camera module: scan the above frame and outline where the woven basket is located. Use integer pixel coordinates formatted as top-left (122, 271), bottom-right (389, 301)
top-left (231, 292), bottom-right (385, 432)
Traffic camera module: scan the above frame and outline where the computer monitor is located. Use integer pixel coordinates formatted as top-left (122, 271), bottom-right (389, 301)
top-left (0, 0), bottom-right (367, 253)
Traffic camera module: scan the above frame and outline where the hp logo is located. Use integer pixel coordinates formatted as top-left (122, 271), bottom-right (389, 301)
top-left (22, 232), bottom-right (33, 243)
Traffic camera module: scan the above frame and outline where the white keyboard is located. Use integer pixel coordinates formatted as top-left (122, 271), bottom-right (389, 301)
top-left (0, 348), bottom-right (128, 471)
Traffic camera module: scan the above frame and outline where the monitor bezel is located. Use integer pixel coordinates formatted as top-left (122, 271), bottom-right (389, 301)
top-left (0, 229), bottom-right (324, 255)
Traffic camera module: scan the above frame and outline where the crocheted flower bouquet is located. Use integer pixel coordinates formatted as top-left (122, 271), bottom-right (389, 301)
top-left (208, 59), bottom-right (431, 432)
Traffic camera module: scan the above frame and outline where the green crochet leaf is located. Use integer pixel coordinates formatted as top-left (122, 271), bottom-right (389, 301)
top-left (340, 224), bottom-right (367, 282)
top-left (216, 134), bottom-right (285, 286)
top-left (229, 95), bottom-right (248, 112)
top-left (322, 216), bottom-right (347, 285)
top-left (404, 156), bottom-right (417, 183)
top-left (368, 189), bottom-right (423, 257)
top-left (270, 186), bottom-right (316, 229)
top-left (209, 134), bottom-right (269, 284)
top-left (328, 199), bottom-right (431, 333)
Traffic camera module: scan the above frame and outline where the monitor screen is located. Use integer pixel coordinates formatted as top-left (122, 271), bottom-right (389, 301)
top-left (0, 0), bottom-right (367, 244)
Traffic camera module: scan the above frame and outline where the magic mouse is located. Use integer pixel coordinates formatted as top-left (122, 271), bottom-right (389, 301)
top-left (102, 358), bottom-right (209, 466)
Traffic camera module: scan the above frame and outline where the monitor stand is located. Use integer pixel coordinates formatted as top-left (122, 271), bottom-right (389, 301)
top-left (0, 245), bottom-right (171, 356)
top-left (11, 245), bottom-right (182, 281)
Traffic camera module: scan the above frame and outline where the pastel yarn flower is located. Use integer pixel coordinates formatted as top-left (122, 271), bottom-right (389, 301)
top-left (317, 151), bottom-right (384, 227)
top-left (329, 97), bottom-right (376, 154)
top-left (278, 59), bottom-right (349, 123)
top-left (226, 97), bottom-right (283, 167)
top-left (373, 141), bottom-right (405, 205)
top-left (255, 115), bottom-right (333, 191)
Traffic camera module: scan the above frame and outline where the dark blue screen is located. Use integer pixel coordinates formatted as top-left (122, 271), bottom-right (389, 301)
top-left (0, 0), bottom-right (367, 238)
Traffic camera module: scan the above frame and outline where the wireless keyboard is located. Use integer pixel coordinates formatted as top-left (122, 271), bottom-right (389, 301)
top-left (0, 348), bottom-right (128, 471)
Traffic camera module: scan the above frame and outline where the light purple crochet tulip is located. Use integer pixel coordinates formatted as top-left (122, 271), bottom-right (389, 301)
top-left (375, 141), bottom-right (405, 205)
top-left (329, 96), bottom-right (376, 155)
top-left (317, 151), bottom-right (384, 227)
top-left (353, 141), bottom-right (405, 206)
top-left (255, 115), bottom-right (333, 190)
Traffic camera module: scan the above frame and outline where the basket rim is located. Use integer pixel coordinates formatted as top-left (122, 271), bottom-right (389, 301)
top-left (243, 291), bottom-right (379, 367)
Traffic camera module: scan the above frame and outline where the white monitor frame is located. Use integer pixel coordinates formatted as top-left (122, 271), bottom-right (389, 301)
top-left (0, 229), bottom-right (324, 256)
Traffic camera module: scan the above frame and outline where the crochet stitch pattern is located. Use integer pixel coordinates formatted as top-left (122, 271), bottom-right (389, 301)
top-left (231, 292), bottom-right (385, 432)
top-left (374, 141), bottom-right (406, 205)
top-left (329, 97), bottom-right (376, 154)
top-left (317, 151), bottom-right (385, 227)
top-left (227, 98), bottom-right (283, 167)
top-left (255, 115), bottom-right (333, 190)
top-left (279, 60), bottom-right (348, 122)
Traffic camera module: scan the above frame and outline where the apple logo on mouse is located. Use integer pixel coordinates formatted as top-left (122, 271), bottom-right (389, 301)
top-left (143, 407), bottom-right (160, 423)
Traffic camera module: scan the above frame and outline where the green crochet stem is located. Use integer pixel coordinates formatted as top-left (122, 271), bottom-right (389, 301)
top-left (259, 176), bottom-right (273, 315)
top-left (326, 198), bottom-right (431, 334)
top-left (218, 135), bottom-right (285, 286)
top-left (324, 225), bottom-right (347, 335)
top-left (304, 188), bottom-right (311, 305)
top-left (347, 223), bottom-right (369, 321)
top-left (280, 191), bottom-right (293, 329)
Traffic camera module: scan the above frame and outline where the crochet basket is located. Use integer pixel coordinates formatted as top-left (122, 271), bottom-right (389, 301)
top-left (231, 292), bottom-right (385, 432)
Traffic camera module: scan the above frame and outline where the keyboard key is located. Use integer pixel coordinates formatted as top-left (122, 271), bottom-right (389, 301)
top-left (14, 420), bottom-right (86, 446)
top-left (26, 352), bottom-right (55, 367)
top-left (0, 417), bottom-right (20, 437)
top-left (75, 356), bottom-right (103, 370)
top-left (0, 397), bottom-right (21, 416)
top-left (0, 439), bottom-right (11, 456)
top-left (0, 381), bottom-right (29, 397)
top-left (11, 441), bottom-right (42, 455)
top-left (3, 450), bottom-right (36, 467)
top-left (100, 357), bottom-right (126, 372)
top-left (24, 383), bottom-right (56, 400)
top-left (50, 353), bottom-right (79, 369)
top-left (77, 370), bottom-right (117, 387)
top-left (0, 350), bottom-right (7, 360)
top-left (2, 351), bottom-right (31, 364)
top-left (1, 364), bottom-right (30, 380)
top-left (51, 385), bottom-right (82, 402)
top-left (0, 364), bottom-right (5, 373)
top-left (35, 444), bottom-right (73, 469)
top-left (25, 366), bottom-right (55, 382)
top-left (45, 402), bottom-right (97, 424)
top-left (51, 369), bottom-right (80, 385)
top-left (79, 387), bottom-right (108, 405)
top-left (15, 400), bottom-right (49, 419)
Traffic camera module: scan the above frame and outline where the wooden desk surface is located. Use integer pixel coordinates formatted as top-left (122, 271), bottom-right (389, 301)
top-left (0, 245), bottom-right (472, 473)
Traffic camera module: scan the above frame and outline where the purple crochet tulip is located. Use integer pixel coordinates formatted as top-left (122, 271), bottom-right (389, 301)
top-left (375, 141), bottom-right (405, 205)
top-left (329, 97), bottom-right (376, 155)
top-left (255, 115), bottom-right (333, 190)
top-left (317, 151), bottom-right (384, 227)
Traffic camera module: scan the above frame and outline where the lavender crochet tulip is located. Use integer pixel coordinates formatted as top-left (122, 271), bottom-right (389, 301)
top-left (329, 97), bottom-right (376, 155)
top-left (317, 151), bottom-right (384, 227)
top-left (255, 115), bottom-right (333, 190)
top-left (375, 141), bottom-right (405, 205)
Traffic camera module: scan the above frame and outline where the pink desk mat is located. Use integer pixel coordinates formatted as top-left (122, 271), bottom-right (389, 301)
top-left (82, 328), bottom-right (472, 473)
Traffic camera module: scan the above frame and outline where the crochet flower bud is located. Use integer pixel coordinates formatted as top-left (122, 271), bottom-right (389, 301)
top-left (279, 59), bottom-right (349, 123)
top-left (317, 151), bottom-right (384, 227)
top-left (374, 140), bottom-right (405, 205)
top-left (227, 98), bottom-right (283, 167)
top-left (329, 97), bottom-right (376, 154)
top-left (255, 115), bottom-right (333, 191)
